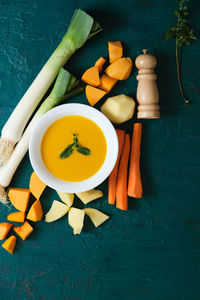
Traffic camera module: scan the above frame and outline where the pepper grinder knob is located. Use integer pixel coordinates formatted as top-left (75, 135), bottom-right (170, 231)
top-left (135, 49), bottom-right (160, 119)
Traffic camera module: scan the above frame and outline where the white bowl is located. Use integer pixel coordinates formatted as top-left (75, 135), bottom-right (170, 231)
top-left (29, 103), bottom-right (118, 193)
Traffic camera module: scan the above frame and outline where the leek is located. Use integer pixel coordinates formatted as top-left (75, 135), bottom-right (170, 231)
top-left (0, 9), bottom-right (102, 165)
top-left (0, 68), bottom-right (83, 204)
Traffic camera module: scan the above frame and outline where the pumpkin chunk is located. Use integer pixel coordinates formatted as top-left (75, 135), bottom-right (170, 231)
top-left (0, 223), bottom-right (13, 240)
top-left (105, 57), bottom-right (132, 80)
top-left (8, 188), bottom-right (30, 212)
top-left (2, 235), bottom-right (17, 254)
top-left (98, 74), bottom-right (117, 92)
top-left (7, 212), bottom-right (25, 223)
top-left (95, 57), bottom-right (106, 72)
top-left (26, 199), bottom-right (43, 222)
top-left (29, 171), bottom-right (46, 199)
top-left (108, 41), bottom-right (123, 63)
top-left (13, 221), bottom-right (33, 240)
top-left (81, 66), bottom-right (100, 87)
top-left (85, 85), bottom-right (106, 106)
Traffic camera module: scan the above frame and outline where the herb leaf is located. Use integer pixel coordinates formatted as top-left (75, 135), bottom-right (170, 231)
top-left (77, 146), bottom-right (91, 156)
top-left (60, 143), bottom-right (74, 159)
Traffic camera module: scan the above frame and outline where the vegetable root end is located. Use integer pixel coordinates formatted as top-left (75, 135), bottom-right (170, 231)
top-left (0, 185), bottom-right (8, 205)
top-left (0, 138), bottom-right (15, 166)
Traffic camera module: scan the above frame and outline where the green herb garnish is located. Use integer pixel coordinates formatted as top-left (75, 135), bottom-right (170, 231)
top-left (60, 134), bottom-right (91, 159)
top-left (165, 0), bottom-right (197, 105)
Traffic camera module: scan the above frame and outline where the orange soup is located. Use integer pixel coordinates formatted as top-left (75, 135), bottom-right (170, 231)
top-left (41, 115), bottom-right (107, 182)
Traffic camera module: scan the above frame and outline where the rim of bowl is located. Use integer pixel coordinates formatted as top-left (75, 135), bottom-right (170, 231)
top-left (29, 103), bottom-right (119, 193)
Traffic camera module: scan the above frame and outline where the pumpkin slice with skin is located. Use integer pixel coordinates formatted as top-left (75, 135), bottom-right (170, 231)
top-left (13, 221), bottom-right (33, 240)
top-left (26, 199), bottom-right (43, 222)
top-left (98, 74), bottom-right (118, 92)
top-left (105, 57), bottom-right (132, 80)
top-left (29, 171), bottom-right (46, 199)
top-left (81, 66), bottom-right (100, 87)
top-left (0, 223), bottom-right (13, 240)
top-left (7, 212), bottom-right (25, 223)
top-left (85, 85), bottom-right (107, 106)
top-left (95, 57), bottom-right (106, 72)
top-left (8, 188), bottom-right (30, 212)
top-left (2, 235), bottom-right (17, 254)
top-left (108, 41), bottom-right (123, 63)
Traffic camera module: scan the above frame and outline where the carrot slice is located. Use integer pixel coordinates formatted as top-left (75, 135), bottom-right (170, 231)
top-left (13, 221), bottom-right (33, 240)
top-left (81, 66), bottom-right (100, 87)
top-left (98, 74), bottom-right (118, 92)
top-left (108, 130), bottom-right (125, 205)
top-left (7, 212), bottom-right (25, 223)
top-left (85, 85), bottom-right (107, 106)
top-left (116, 134), bottom-right (130, 210)
top-left (2, 235), bottom-right (17, 254)
top-left (108, 41), bottom-right (123, 63)
top-left (29, 171), bottom-right (46, 199)
top-left (0, 223), bottom-right (13, 240)
top-left (8, 188), bottom-right (30, 212)
top-left (95, 57), bottom-right (106, 72)
top-left (105, 57), bottom-right (132, 80)
top-left (128, 123), bottom-right (143, 198)
top-left (26, 199), bottom-right (43, 222)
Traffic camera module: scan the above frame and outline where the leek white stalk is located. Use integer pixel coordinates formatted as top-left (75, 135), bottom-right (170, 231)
top-left (0, 9), bottom-right (102, 165)
top-left (0, 68), bottom-right (83, 204)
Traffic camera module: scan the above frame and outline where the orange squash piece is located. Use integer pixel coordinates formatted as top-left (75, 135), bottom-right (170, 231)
top-left (29, 171), bottom-right (46, 199)
top-left (8, 188), bottom-right (30, 212)
top-left (26, 199), bottom-right (43, 222)
top-left (81, 66), bottom-right (100, 87)
top-left (108, 41), bottom-right (123, 63)
top-left (2, 235), bottom-right (17, 254)
top-left (0, 223), bottom-right (13, 240)
top-left (7, 212), bottom-right (26, 223)
top-left (105, 57), bottom-right (132, 80)
top-left (85, 85), bottom-right (107, 106)
top-left (98, 74), bottom-right (118, 92)
top-left (95, 57), bottom-right (106, 72)
top-left (13, 221), bottom-right (33, 240)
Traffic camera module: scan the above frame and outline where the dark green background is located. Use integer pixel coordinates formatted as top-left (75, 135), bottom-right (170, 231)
top-left (0, 0), bottom-right (200, 299)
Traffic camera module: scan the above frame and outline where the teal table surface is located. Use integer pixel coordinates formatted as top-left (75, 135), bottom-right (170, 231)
top-left (0, 1), bottom-right (200, 299)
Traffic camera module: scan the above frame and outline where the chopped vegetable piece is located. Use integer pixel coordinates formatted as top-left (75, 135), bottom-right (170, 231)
top-left (95, 57), bottom-right (106, 72)
top-left (81, 66), bottom-right (100, 86)
top-left (56, 191), bottom-right (74, 207)
top-left (45, 200), bottom-right (70, 223)
top-left (0, 223), bottom-right (13, 240)
top-left (101, 94), bottom-right (135, 124)
top-left (13, 221), bottom-right (33, 240)
top-left (8, 188), bottom-right (30, 212)
top-left (85, 85), bottom-right (106, 106)
top-left (116, 134), bottom-right (130, 210)
top-left (98, 74), bottom-right (117, 92)
top-left (29, 171), bottom-right (46, 199)
top-left (108, 41), bottom-right (123, 63)
top-left (128, 123), bottom-right (143, 198)
top-left (2, 235), bottom-right (16, 254)
top-left (83, 208), bottom-right (109, 227)
top-left (0, 9), bottom-right (102, 167)
top-left (68, 207), bottom-right (85, 235)
top-left (105, 57), bottom-right (132, 80)
top-left (108, 129), bottom-right (125, 205)
top-left (7, 212), bottom-right (25, 223)
top-left (76, 189), bottom-right (103, 204)
top-left (26, 199), bottom-right (43, 222)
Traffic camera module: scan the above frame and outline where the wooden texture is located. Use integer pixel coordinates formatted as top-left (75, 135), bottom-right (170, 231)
top-left (0, 0), bottom-right (200, 299)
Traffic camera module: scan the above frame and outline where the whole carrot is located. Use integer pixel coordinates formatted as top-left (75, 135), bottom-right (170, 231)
top-left (116, 134), bottom-right (130, 210)
top-left (128, 123), bottom-right (143, 198)
top-left (108, 129), bottom-right (125, 205)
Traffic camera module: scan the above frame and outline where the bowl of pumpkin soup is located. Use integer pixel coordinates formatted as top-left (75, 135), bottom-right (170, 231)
top-left (29, 103), bottom-right (118, 193)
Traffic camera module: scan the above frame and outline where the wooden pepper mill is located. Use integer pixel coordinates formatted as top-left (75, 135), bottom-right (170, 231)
top-left (135, 49), bottom-right (160, 119)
